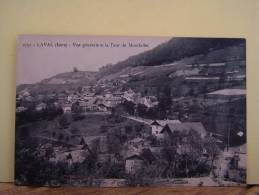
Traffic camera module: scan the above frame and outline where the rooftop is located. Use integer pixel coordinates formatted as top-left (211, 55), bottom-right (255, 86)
top-left (161, 122), bottom-right (207, 137)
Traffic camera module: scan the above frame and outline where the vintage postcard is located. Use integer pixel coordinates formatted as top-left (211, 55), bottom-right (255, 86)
top-left (15, 35), bottom-right (246, 186)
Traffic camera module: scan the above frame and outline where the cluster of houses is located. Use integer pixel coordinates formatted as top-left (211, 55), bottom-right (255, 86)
top-left (41, 118), bottom-right (208, 174)
top-left (125, 119), bottom-right (244, 179)
top-left (61, 88), bottom-right (158, 113)
top-left (184, 61), bottom-right (246, 83)
top-left (16, 86), bottom-right (159, 115)
top-left (40, 114), bottom-right (244, 181)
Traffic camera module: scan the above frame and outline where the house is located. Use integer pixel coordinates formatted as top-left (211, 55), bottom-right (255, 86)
top-left (79, 101), bottom-right (89, 112)
top-left (21, 90), bottom-right (30, 97)
top-left (79, 98), bottom-right (98, 112)
top-left (66, 153), bottom-right (73, 166)
top-left (103, 96), bottom-right (123, 108)
top-left (225, 149), bottom-right (246, 183)
top-left (16, 94), bottom-right (23, 102)
top-left (150, 121), bottom-right (163, 136)
top-left (35, 102), bottom-right (47, 111)
top-left (98, 103), bottom-right (108, 112)
top-left (67, 95), bottom-right (73, 102)
top-left (113, 91), bottom-right (124, 97)
top-left (150, 120), bottom-right (181, 137)
top-left (94, 98), bottom-right (104, 105)
top-left (145, 96), bottom-right (159, 107)
top-left (83, 92), bottom-right (95, 100)
top-left (159, 122), bottom-right (207, 140)
top-left (104, 91), bottom-right (113, 98)
top-left (62, 103), bottom-right (72, 113)
top-left (16, 106), bottom-right (28, 113)
top-left (123, 89), bottom-right (135, 101)
top-left (58, 93), bottom-right (67, 101)
top-left (49, 149), bottom-right (89, 166)
top-left (25, 95), bottom-right (34, 102)
top-left (138, 97), bottom-right (153, 108)
top-left (125, 154), bottom-right (144, 174)
top-left (134, 96), bottom-right (158, 108)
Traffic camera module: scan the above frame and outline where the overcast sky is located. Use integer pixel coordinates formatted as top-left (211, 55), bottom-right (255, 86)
top-left (17, 35), bottom-right (170, 85)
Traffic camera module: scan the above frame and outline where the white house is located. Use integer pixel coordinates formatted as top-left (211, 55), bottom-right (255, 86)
top-left (103, 96), bottom-right (123, 108)
top-left (49, 149), bottom-right (89, 166)
top-left (62, 104), bottom-right (72, 113)
top-left (151, 120), bottom-right (163, 137)
top-left (67, 95), bottom-right (73, 102)
top-left (16, 106), bottom-right (28, 113)
top-left (35, 102), bottom-right (47, 111)
top-left (159, 122), bottom-right (207, 140)
top-left (21, 90), bottom-right (30, 97)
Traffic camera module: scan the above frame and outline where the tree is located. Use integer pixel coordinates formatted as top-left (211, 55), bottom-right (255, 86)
top-left (145, 106), bottom-right (158, 119)
top-left (157, 85), bottom-right (172, 119)
top-left (45, 146), bottom-right (55, 160)
top-left (204, 136), bottom-right (220, 173)
top-left (107, 132), bottom-right (122, 154)
top-left (136, 103), bottom-right (148, 117)
top-left (58, 114), bottom-right (71, 129)
top-left (77, 86), bottom-right (83, 93)
top-left (58, 133), bottom-right (64, 141)
top-left (125, 125), bottom-right (133, 134)
top-left (122, 100), bottom-right (135, 115)
top-left (141, 149), bottom-right (156, 164)
top-left (106, 163), bottom-right (125, 178)
top-left (15, 138), bottom-right (67, 185)
top-left (71, 101), bottom-right (82, 114)
top-left (161, 147), bottom-right (178, 178)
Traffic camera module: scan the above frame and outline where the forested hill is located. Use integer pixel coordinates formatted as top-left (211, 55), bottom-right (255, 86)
top-left (99, 37), bottom-right (245, 75)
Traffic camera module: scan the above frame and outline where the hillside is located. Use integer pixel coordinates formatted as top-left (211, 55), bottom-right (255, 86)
top-left (99, 37), bottom-right (245, 76)
top-left (41, 71), bottom-right (97, 85)
top-left (97, 42), bottom-right (245, 97)
top-left (17, 71), bottom-right (97, 95)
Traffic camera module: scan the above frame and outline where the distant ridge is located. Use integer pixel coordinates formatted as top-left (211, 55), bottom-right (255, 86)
top-left (99, 37), bottom-right (245, 75)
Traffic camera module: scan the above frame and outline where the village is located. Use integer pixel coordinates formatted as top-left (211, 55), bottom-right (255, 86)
top-left (15, 73), bottom-right (246, 186)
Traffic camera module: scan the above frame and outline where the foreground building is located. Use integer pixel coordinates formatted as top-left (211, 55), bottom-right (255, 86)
top-left (125, 155), bottom-right (144, 174)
